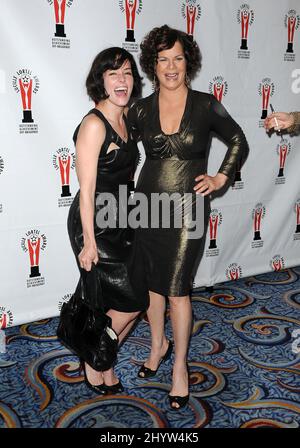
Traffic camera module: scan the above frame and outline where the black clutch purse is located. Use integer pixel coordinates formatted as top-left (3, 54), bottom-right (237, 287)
top-left (57, 263), bottom-right (118, 371)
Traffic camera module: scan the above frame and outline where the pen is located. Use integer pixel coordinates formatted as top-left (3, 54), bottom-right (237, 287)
top-left (270, 104), bottom-right (284, 143)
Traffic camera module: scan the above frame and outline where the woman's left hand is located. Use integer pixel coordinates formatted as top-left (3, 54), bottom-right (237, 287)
top-left (194, 173), bottom-right (228, 196)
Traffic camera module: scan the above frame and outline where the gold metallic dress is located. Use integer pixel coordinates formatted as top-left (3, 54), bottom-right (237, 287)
top-left (128, 89), bottom-right (249, 297)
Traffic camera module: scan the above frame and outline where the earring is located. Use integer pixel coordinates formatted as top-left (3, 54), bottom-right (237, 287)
top-left (185, 74), bottom-right (191, 88)
top-left (152, 74), bottom-right (159, 91)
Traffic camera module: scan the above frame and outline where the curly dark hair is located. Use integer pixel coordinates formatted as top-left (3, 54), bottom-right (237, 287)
top-left (86, 47), bottom-right (142, 103)
top-left (140, 25), bottom-right (202, 83)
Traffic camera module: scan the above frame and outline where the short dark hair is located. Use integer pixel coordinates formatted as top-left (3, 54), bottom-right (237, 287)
top-left (86, 47), bottom-right (142, 103)
top-left (140, 25), bottom-right (202, 82)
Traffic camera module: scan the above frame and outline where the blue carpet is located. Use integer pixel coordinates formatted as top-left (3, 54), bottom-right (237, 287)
top-left (1, 268), bottom-right (300, 428)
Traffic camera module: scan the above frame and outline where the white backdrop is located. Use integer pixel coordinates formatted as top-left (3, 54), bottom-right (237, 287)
top-left (0, 0), bottom-right (299, 327)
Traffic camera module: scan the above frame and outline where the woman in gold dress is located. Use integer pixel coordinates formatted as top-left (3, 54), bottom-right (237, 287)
top-left (128, 25), bottom-right (249, 409)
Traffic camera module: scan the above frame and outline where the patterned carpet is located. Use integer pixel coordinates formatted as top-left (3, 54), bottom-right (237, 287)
top-left (1, 267), bottom-right (300, 429)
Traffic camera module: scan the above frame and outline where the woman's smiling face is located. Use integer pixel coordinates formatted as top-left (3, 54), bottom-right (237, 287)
top-left (155, 41), bottom-right (187, 91)
top-left (103, 59), bottom-right (133, 106)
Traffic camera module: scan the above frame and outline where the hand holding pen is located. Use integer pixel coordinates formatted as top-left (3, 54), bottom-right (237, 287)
top-left (264, 105), bottom-right (294, 140)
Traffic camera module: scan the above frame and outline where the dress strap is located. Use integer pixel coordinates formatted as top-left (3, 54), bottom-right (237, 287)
top-left (73, 108), bottom-right (128, 157)
top-left (86, 109), bottom-right (117, 157)
top-left (88, 108), bottom-right (127, 156)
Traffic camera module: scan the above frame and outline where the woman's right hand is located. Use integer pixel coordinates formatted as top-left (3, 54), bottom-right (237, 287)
top-left (78, 243), bottom-right (99, 271)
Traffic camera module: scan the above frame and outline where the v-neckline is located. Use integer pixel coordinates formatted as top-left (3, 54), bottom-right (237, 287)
top-left (156, 88), bottom-right (191, 137)
top-left (92, 108), bottom-right (129, 144)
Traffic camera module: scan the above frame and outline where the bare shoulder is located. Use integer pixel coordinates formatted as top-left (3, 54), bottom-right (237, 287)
top-left (80, 113), bottom-right (105, 133)
top-left (77, 113), bottom-right (106, 145)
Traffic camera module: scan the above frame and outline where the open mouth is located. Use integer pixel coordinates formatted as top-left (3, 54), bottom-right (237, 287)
top-left (114, 87), bottom-right (128, 97)
top-left (165, 73), bottom-right (179, 81)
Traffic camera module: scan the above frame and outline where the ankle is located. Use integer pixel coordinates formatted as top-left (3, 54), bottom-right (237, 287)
top-left (172, 360), bottom-right (188, 371)
top-left (151, 337), bottom-right (168, 352)
top-left (103, 370), bottom-right (118, 381)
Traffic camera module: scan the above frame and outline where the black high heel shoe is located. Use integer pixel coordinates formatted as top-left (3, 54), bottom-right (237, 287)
top-left (168, 363), bottom-right (190, 410)
top-left (101, 380), bottom-right (124, 395)
top-left (168, 394), bottom-right (189, 410)
top-left (138, 340), bottom-right (173, 378)
top-left (80, 360), bottom-right (106, 395)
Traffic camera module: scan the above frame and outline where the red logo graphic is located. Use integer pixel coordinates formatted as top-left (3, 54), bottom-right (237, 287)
top-left (295, 199), bottom-right (300, 234)
top-left (270, 255), bottom-right (285, 272)
top-left (47, 0), bottom-right (74, 37)
top-left (285, 10), bottom-right (300, 53)
top-left (237, 4), bottom-right (254, 50)
top-left (226, 263), bottom-right (243, 281)
top-left (21, 230), bottom-right (47, 278)
top-left (53, 148), bottom-right (75, 197)
top-left (208, 209), bottom-right (222, 249)
top-left (181, 1), bottom-right (201, 40)
top-left (209, 76), bottom-right (228, 103)
top-left (119, 0), bottom-right (142, 43)
top-left (12, 69), bottom-right (40, 123)
top-left (252, 203), bottom-right (266, 241)
top-left (0, 313), bottom-right (7, 329)
top-left (276, 140), bottom-right (291, 178)
top-left (0, 307), bottom-right (14, 329)
top-left (258, 78), bottom-right (274, 119)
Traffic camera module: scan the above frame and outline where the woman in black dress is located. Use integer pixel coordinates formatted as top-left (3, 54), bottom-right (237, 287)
top-left (67, 48), bottom-right (149, 394)
top-left (128, 25), bottom-right (249, 409)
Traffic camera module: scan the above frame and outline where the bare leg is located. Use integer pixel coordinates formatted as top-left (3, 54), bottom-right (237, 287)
top-left (168, 295), bottom-right (192, 408)
top-left (102, 309), bottom-right (139, 385)
top-left (84, 362), bottom-right (104, 386)
top-left (84, 310), bottom-right (139, 386)
top-left (139, 290), bottom-right (169, 376)
top-left (118, 316), bottom-right (139, 344)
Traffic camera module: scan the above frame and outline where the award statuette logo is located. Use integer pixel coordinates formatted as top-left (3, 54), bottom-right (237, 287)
top-left (270, 255), bottom-right (285, 272)
top-left (181, 0), bottom-right (201, 41)
top-left (284, 10), bottom-right (299, 61)
top-left (47, 0), bottom-right (74, 48)
top-left (0, 307), bottom-right (14, 329)
top-left (294, 199), bottom-right (300, 240)
top-left (275, 139), bottom-right (291, 185)
top-left (226, 263), bottom-right (243, 281)
top-left (237, 4), bottom-right (254, 59)
top-left (119, 0), bottom-right (142, 52)
top-left (21, 230), bottom-right (47, 288)
top-left (258, 78), bottom-right (274, 123)
top-left (12, 69), bottom-right (40, 134)
top-left (209, 76), bottom-right (228, 103)
top-left (206, 209), bottom-right (222, 256)
top-left (0, 155), bottom-right (4, 214)
top-left (251, 203), bottom-right (266, 248)
top-left (53, 147), bottom-right (75, 207)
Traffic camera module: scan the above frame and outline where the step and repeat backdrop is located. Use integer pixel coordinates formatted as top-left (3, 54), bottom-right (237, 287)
top-left (0, 0), bottom-right (299, 327)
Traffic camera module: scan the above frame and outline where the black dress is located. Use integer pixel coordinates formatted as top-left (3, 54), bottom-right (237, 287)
top-left (67, 108), bottom-right (149, 313)
top-left (127, 89), bottom-right (249, 297)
